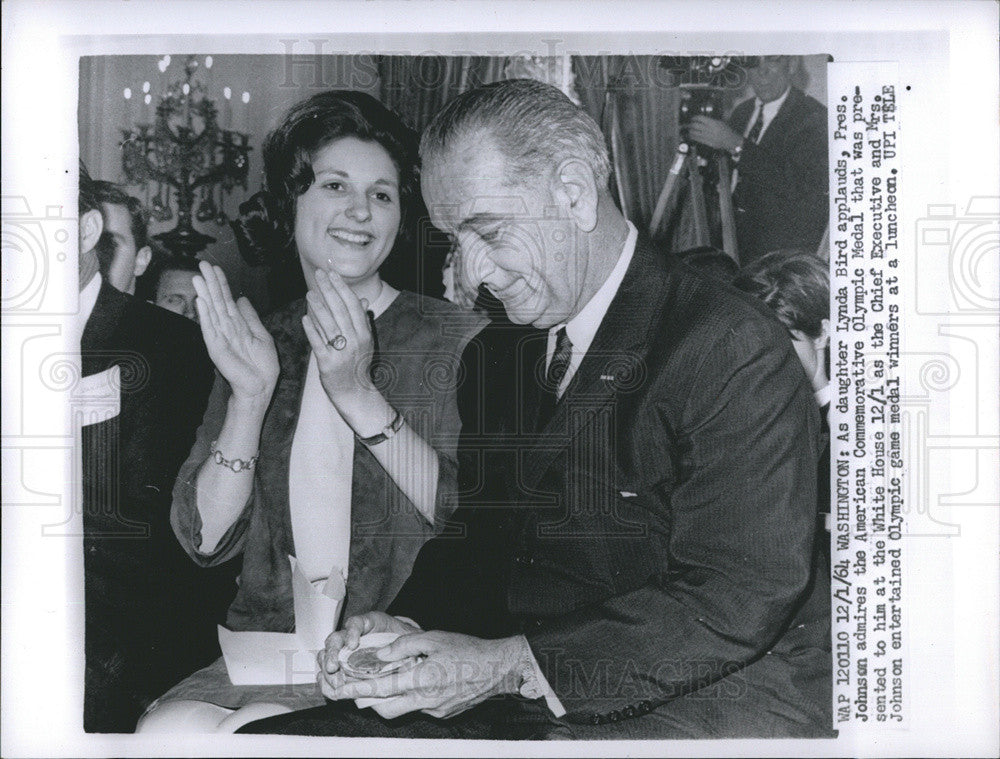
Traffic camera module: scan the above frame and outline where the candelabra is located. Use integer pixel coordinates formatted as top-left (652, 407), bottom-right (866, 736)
top-left (120, 55), bottom-right (251, 256)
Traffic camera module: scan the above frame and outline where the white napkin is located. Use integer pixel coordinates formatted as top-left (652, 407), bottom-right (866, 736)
top-left (218, 556), bottom-right (345, 686)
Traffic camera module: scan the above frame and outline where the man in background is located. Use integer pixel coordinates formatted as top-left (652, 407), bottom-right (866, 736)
top-left (77, 169), bottom-right (236, 731)
top-left (137, 253), bottom-right (201, 323)
top-left (688, 55), bottom-right (828, 263)
top-left (88, 179), bottom-right (152, 295)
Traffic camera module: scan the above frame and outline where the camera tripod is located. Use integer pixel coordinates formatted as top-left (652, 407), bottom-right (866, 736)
top-left (648, 141), bottom-right (739, 263)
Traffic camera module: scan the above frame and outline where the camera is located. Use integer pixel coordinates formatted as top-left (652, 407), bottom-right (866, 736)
top-left (658, 55), bottom-right (746, 143)
top-left (678, 85), bottom-right (724, 128)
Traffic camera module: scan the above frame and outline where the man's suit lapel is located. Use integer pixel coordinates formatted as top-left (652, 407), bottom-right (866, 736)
top-left (731, 87), bottom-right (805, 150)
top-left (518, 330), bottom-right (550, 435)
top-left (730, 97), bottom-right (756, 133)
top-left (757, 87), bottom-right (804, 150)
top-left (80, 281), bottom-right (128, 376)
top-left (520, 239), bottom-right (672, 491)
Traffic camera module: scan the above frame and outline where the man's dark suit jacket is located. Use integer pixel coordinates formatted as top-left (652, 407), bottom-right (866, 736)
top-left (80, 280), bottom-right (235, 732)
top-left (728, 86), bottom-right (828, 263)
top-left (390, 239), bottom-right (831, 736)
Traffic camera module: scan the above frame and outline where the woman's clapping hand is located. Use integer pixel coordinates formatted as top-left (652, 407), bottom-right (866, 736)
top-left (193, 262), bottom-right (280, 405)
top-left (301, 268), bottom-right (376, 408)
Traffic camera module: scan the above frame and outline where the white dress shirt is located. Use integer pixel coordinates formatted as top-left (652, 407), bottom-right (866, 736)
top-left (74, 270), bottom-right (103, 346)
top-left (815, 382), bottom-right (832, 428)
top-left (546, 221), bottom-right (639, 398)
top-left (743, 86), bottom-right (791, 144)
top-left (814, 382), bottom-right (831, 411)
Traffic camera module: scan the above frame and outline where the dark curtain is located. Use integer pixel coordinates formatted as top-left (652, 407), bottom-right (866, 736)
top-left (377, 57), bottom-right (507, 297)
top-left (379, 56), bottom-right (507, 134)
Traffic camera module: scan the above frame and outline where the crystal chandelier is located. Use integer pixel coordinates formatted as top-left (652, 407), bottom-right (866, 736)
top-left (120, 55), bottom-right (252, 256)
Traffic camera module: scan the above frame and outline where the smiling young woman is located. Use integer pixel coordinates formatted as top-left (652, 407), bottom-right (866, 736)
top-left (293, 136), bottom-right (401, 293)
top-left (136, 91), bottom-right (485, 732)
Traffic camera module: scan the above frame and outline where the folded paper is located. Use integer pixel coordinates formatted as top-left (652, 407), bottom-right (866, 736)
top-left (219, 556), bottom-right (345, 686)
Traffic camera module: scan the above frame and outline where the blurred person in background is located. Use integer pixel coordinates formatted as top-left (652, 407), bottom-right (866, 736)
top-left (138, 253), bottom-right (201, 323)
top-left (88, 179), bottom-right (153, 294)
top-left (77, 167), bottom-right (236, 732)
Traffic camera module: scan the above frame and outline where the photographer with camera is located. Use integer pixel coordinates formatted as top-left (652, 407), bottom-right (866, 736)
top-left (686, 55), bottom-right (828, 263)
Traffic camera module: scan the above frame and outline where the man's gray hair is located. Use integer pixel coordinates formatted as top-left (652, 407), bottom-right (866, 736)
top-left (420, 78), bottom-right (611, 189)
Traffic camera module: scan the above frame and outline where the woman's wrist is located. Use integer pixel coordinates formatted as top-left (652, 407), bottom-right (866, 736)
top-left (213, 396), bottom-right (269, 462)
top-left (335, 388), bottom-right (394, 437)
top-left (228, 389), bottom-right (273, 418)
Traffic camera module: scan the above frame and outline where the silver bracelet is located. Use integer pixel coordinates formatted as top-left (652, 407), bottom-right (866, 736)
top-left (210, 440), bottom-right (259, 472)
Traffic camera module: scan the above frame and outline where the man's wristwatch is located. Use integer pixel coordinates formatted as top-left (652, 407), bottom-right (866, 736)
top-left (731, 138), bottom-right (746, 161)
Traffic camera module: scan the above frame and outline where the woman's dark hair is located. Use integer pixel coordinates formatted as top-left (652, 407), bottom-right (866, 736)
top-left (232, 90), bottom-right (420, 271)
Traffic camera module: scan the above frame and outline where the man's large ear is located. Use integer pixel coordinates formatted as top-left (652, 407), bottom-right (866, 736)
top-left (134, 245), bottom-right (152, 278)
top-left (79, 208), bottom-right (103, 255)
top-left (552, 158), bottom-right (599, 233)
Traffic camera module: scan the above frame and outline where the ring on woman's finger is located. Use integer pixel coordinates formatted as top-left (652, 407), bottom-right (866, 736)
top-left (328, 335), bottom-right (348, 351)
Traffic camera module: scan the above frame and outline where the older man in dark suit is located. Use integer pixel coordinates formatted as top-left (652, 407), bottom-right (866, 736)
top-left (77, 171), bottom-right (235, 731)
top-left (688, 55), bottom-right (829, 263)
top-left (240, 79), bottom-right (830, 739)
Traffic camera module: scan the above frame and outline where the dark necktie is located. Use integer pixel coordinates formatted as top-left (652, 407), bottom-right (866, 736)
top-left (746, 106), bottom-right (765, 144)
top-left (547, 327), bottom-right (573, 392)
top-left (536, 327), bottom-right (573, 430)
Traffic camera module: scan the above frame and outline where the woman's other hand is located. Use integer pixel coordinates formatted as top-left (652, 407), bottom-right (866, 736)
top-left (302, 268), bottom-right (376, 409)
top-left (193, 262), bottom-right (279, 405)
